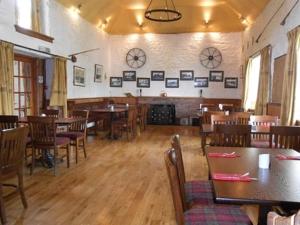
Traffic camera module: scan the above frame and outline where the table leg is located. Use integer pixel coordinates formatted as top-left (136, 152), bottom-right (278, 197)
top-left (201, 134), bottom-right (206, 155)
top-left (110, 112), bottom-right (114, 139)
top-left (258, 205), bottom-right (271, 225)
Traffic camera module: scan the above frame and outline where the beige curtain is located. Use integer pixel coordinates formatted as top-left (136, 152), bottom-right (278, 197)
top-left (49, 57), bottom-right (68, 117)
top-left (255, 46), bottom-right (271, 115)
top-left (242, 59), bottom-right (250, 109)
top-left (243, 59), bottom-right (253, 110)
top-left (280, 27), bottom-right (300, 125)
top-left (31, 0), bottom-right (41, 33)
top-left (0, 42), bottom-right (14, 115)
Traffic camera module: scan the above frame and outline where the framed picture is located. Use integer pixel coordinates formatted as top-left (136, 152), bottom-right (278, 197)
top-left (151, 71), bottom-right (165, 81)
top-left (137, 78), bottom-right (150, 88)
top-left (94, 64), bottom-right (103, 83)
top-left (73, 66), bottom-right (85, 87)
top-left (225, 77), bottom-right (238, 88)
top-left (110, 77), bottom-right (122, 87)
top-left (194, 77), bottom-right (209, 88)
top-left (209, 70), bottom-right (224, 82)
top-left (180, 70), bottom-right (194, 80)
top-left (166, 78), bottom-right (179, 88)
top-left (123, 71), bottom-right (136, 81)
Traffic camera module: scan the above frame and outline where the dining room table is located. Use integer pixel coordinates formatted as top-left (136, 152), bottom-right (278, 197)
top-left (206, 146), bottom-right (300, 225)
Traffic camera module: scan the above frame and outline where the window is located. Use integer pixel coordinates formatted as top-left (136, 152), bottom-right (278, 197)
top-left (243, 54), bottom-right (261, 111)
top-left (294, 36), bottom-right (300, 121)
top-left (16, 0), bottom-right (32, 30)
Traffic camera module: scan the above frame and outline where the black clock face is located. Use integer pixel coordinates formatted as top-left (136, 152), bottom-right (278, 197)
top-left (126, 48), bottom-right (146, 69)
top-left (200, 47), bottom-right (222, 69)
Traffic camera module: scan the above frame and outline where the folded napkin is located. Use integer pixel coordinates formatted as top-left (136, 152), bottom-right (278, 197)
top-left (208, 153), bottom-right (240, 158)
top-left (212, 173), bottom-right (253, 182)
top-left (276, 154), bottom-right (300, 160)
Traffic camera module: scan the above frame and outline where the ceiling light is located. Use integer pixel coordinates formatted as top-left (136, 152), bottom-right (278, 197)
top-left (144, 0), bottom-right (182, 22)
top-left (203, 19), bottom-right (210, 27)
top-left (240, 16), bottom-right (248, 26)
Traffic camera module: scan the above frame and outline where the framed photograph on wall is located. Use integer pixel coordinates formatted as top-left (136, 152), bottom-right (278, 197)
top-left (110, 77), bottom-right (122, 87)
top-left (123, 71), bottom-right (136, 81)
top-left (209, 70), bottom-right (224, 82)
top-left (225, 77), bottom-right (238, 88)
top-left (151, 71), bottom-right (165, 81)
top-left (137, 78), bottom-right (150, 88)
top-left (165, 78), bottom-right (179, 88)
top-left (94, 64), bottom-right (103, 83)
top-left (180, 70), bottom-right (194, 80)
top-left (73, 66), bottom-right (85, 87)
top-left (194, 77), bottom-right (209, 88)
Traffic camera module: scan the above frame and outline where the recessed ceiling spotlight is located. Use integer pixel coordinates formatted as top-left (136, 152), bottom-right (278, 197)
top-left (240, 16), bottom-right (248, 26)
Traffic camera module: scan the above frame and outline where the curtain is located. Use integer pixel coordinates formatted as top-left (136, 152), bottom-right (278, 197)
top-left (243, 59), bottom-right (253, 110)
top-left (255, 46), bottom-right (271, 115)
top-left (31, 0), bottom-right (41, 33)
top-left (242, 59), bottom-right (250, 110)
top-left (0, 42), bottom-right (14, 115)
top-left (280, 27), bottom-right (300, 125)
top-left (49, 57), bottom-right (68, 117)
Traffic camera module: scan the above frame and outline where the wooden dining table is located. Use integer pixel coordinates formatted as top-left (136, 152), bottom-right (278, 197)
top-left (19, 117), bottom-right (87, 125)
top-left (206, 146), bottom-right (300, 225)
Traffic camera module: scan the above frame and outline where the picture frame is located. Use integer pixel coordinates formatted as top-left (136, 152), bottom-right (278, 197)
top-left (165, 78), bottom-right (179, 88)
top-left (151, 71), bottom-right (165, 81)
top-left (110, 77), bottom-right (123, 87)
top-left (137, 78), bottom-right (150, 88)
top-left (180, 70), bottom-right (194, 80)
top-left (123, 71), bottom-right (136, 81)
top-left (194, 77), bottom-right (209, 88)
top-left (225, 77), bottom-right (238, 88)
top-left (209, 70), bottom-right (224, 82)
top-left (94, 64), bottom-right (103, 83)
top-left (73, 66), bottom-right (85, 87)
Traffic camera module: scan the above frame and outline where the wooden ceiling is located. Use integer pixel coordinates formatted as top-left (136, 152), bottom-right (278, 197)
top-left (57, 0), bottom-right (270, 34)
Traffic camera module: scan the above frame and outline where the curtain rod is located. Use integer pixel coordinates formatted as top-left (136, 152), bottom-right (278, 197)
top-left (0, 39), bottom-right (71, 61)
top-left (281, 0), bottom-right (299, 25)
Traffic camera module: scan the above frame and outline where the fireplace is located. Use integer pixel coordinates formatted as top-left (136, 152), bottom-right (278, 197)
top-left (148, 104), bottom-right (176, 125)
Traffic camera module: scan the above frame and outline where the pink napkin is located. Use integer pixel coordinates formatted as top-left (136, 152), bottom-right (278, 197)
top-left (212, 173), bottom-right (253, 182)
top-left (208, 153), bottom-right (240, 158)
top-left (276, 154), bottom-right (300, 160)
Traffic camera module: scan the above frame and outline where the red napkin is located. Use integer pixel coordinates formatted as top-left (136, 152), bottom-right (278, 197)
top-left (208, 153), bottom-right (240, 158)
top-left (212, 173), bottom-right (253, 182)
top-left (276, 154), bottom-right (300, 160)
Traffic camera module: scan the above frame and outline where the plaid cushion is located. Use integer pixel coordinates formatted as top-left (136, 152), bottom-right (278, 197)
top-left (185, 180), bottom-right (214, 205)
top-left (185, 205), bottom-right (251, 225)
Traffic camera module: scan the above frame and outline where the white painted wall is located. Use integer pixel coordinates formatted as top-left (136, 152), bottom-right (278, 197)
top-left (109, 32), bottom-right (243, 98)
top-left (243, 0), bottom-right (300, 73)
top-left (0, 0), bottom-right (110, 99)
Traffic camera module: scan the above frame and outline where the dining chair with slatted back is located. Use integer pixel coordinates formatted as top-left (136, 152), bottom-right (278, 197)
top-left (40, 109), bottom-right (60, 118)
top-left (0, 127), bottom-right (29, 225)
top-left (28, 116), bottom-right (70, 175)
top-left (211, 115), bottom-right (236, 125)
top-left (232, 112), bottom-right (253, 125)
top-left (0, 115), bottom-right (19, 130)
top-left (212, 124), bottom-right (251, 147)
top-left (269, 126), bottom-right (300, 151)
top-left (111, 108), bottom-right (135, 140)
top-left (202, 111), bottom-right (224, 124)
top-left (57, 110), bottom-right (89, 163)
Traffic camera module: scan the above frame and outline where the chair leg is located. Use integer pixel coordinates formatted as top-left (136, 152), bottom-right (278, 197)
top-left (0, 183), bottom-right (7, 225)
top-left (30, 148), bottom-right (36, 175)
top-left (66, 145), bottom-right (70, 168)
top-left (75, 139), bottom-right (79, 164)
top-left (17, 169), bottom-right (28, 208)
top-left (83, 138), bottom-right (87, 159)
top-left (53, 149), bottom-right (57, 176)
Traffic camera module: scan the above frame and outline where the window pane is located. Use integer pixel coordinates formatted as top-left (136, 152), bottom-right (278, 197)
top-left (16, 0), bottom-right (32, 30)
top-left (14, 77), bottom-right (19, 92)
top-left (20, 78), bottom-right (31, 92)
top-left (14, 61), bottom-right (19, 76)
top-left (14, 94), bottom-right (19, 108)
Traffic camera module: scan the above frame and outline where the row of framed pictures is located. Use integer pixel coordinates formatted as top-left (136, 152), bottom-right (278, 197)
top-left (73, 65), bottom-right (103, 87)
top-left (110, 77), bottom-right (238, 88)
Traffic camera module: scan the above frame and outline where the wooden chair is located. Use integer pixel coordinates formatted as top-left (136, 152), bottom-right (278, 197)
top-left (111, 108), bottom-right (136, 140)
top-left (296, 120), bottom-right (300, 126)
top-left (231, 112), bottom-right (253, 125)
top-left (40, 109), bottom-right (59, 118)
top-left (57, 110), bottom-right (89, 163)
top-left (222, 104), bottom-right (234, 112)
top-left (268, 210), bottom-right (300, 225)
top-left (211, 115), bottom-right (236, 125)
top-left (269, 126), bottom-right (300, 151)
top-left (171, 135), bottom-right (213, 211)
top-left (202, 111), bottom-right (224, 124)
top-left (28, 116), bottom-right (70, 175)
top-left (0, 127), bottom-right (29, 225)
top-left (212, 124), bottom-right (251, 147)
top-left (250, 115), bottom-right (279, 148)
top-left (164, 149), bottom-right (252, 225)
top-left (0, 116), bottom-right (19, 130)
top-left (138, 104), bottom-right (148, 132)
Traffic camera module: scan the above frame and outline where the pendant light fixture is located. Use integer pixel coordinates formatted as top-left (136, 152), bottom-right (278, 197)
top-left (144, 0), bottom-right (182, 22)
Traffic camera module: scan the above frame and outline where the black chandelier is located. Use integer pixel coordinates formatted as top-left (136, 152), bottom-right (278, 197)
top-left (144, 0), bottom-right (182, 22)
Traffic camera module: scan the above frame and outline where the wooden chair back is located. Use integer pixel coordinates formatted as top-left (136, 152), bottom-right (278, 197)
top-left (270, 126), bottom-right (300, 151)
top-left (296, 120), bottom-right (300, 126)
top-left (231, 112), bottom-right (252, 125)
top-left (69, 110), bottom-right (89, 133)
top-left (250, 115), bottom-right (279, 140)
top-left (164, 149), bottom-right (185, 225)
top-left (211, 115), bottom-right (236, 125)
top-left (0, 115), bottom-right (19, 130)
top-left (213, 124), bottom-right (251, 147)
top-left (202, 111), bottom-right (224, 124)
top-left (40, 109), bottom-right (60, 118)
top-left (27, 116), bottom-right (57, 148)
top-left (0, 127), bottom-right (29, 174)
top-left (222, 104), bottom-right (234, 112)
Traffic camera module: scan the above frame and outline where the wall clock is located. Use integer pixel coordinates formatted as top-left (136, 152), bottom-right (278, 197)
top-left (126, 48), bottom-right (146, 69)
top-left (200, 47), bottom-right (222, 69)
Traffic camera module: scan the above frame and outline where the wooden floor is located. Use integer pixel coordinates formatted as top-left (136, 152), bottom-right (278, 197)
top-left (5, 125), bottom-right (210, 225)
